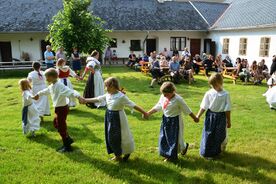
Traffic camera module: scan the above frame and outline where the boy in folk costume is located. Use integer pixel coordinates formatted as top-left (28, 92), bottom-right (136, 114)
top-left (83, 77), bottom-right (148, 161)
top-left (34, 68), bottom-right (85, 152)
top-left (56, 58), bottom-right (80, 107)
top-left (18, 79), bottom-right (40, 136)
top-left (196, 73), bottom-right (231, 159)
top-left (147, 82), bottom-right (199, 162)
top-left (27, 62), bottom-right (50, 120)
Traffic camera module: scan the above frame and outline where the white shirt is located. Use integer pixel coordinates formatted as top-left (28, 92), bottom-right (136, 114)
top-left (267, 73), bottom-right (276, 86)
top-left (37, 81), bottom-right (80, 107)
top-left (200, 88), bottom-right (231, 112)
top-left (153, 94), bottom-right (192, 117)
top-left (96, 91), bottom-right (135, 111)
top-left (27, 71), bottom-right (46, 86)
top-left (22, 90), bottom-right (34, 106)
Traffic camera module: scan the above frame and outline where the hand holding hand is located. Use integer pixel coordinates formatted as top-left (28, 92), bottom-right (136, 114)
top-left (78, 96), bottom-right (86, 104)
top-left (142, 112), bottom-right (149, 119)
top-left (32, 95), bottom-right (39, 100)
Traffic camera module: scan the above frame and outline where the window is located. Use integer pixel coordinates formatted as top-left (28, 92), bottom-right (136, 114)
top-left (130, 40), bottom-right (141, 51)
top-left (222, 38), bottom-right (229, 54)
top-left (259, 37), bottom-right (270, 57)
top-left (109, 38), bottom-right (117, 48)
top-left (170, 37), bottom-right (186, 51)
top-left (239, 38), bottom-right (247, 56)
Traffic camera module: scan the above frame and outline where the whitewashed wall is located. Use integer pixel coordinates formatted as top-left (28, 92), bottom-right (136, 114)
top-left (0, 33), bottom-right (48, 61)
top-left (209, 28), bottom-right (276, 68)
top-left (106, 31), bottom-right (207, 58)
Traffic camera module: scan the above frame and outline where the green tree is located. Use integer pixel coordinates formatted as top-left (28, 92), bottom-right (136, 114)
top-left (47, 0), bottom-right (110, 55)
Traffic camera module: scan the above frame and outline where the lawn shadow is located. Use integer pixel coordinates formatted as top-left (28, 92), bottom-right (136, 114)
top-left (177, 152), bottom-right (276, 184)
top-left (69, 108), bottom-right (105, 123)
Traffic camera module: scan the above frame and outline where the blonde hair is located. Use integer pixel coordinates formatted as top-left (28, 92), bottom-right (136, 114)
top-left (160, 82), bottom-right (176, 94)
top-left (91, 50), bottom-right (99, 57)
top-left (208, 73), bottom-right (223, 87)
top-left (18, 78), bottom-right (31, 91)
top-left (104, 77), bottom-right (120, 90)
top-left (44, 68), bottom-right (58, 79)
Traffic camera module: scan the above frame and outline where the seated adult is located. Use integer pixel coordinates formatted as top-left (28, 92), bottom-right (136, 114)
top-left (250, 61), bottom-right (260, 84)
top-left (181, 57), bottom-right (194, 84)
top-left (192, 54), bottom-right (202, 74)
top-left (203, 55), bottom-right (216, 77)
top-left (222, 55), bottom-right (233, 67)
top-left (127, 51), bottom-right (136, 67)
top-left (260, 59), bottom-right (270, 81)
top-left (214, 54), bottom-right (223, 72)
top-left (238, 59), bottom-right (250, 83)
top-left (149, 56), bottom-right (163, 88)
top-left (169, 56), bottom-right (181, 83)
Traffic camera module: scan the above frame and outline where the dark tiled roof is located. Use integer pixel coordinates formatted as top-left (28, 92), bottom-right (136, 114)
top-left (212, 0), bottom-right (276, 30)
top-left (0, 0), bottom-right (229, 32)
top-left (191, 1), bottom-right (229, 26)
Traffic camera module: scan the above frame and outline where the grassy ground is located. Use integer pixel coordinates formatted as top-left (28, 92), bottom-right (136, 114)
top-left (0, 67), bottom-right (275, 184)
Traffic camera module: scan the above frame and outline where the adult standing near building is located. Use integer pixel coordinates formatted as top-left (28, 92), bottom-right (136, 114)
top-left (71, 48), bottom-right (81, 76)
top-left (44, 45), bottom-right (55, 69)
top-left (104, 46), bottom-right (112, 65)
top-left (81, 50), bottom-right (106, 108)
top-left (56, 47), bottom-right (66, 61)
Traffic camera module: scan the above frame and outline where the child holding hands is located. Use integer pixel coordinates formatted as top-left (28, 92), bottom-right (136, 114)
top-left (83, 77), bottom-right (148, 161)
top-left (196, 73), bottom-right (231, 159)
top-left (147, 82), bottom-right (198, 162)
top-left (34, 68), bottom-right (85, 152)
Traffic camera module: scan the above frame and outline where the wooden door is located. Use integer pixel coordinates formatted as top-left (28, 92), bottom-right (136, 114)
top-left (190, 39), bottom-right (201, 57)
top-left (0, 42), bottom-right (12, 62)
top-left (146, 39), bottom-right (156, 56)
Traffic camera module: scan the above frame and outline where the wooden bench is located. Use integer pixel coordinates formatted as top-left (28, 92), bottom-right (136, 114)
top-left (140, 62), bottom-right (150, 74)
top-left (222, 67), bottom-right (237, 84)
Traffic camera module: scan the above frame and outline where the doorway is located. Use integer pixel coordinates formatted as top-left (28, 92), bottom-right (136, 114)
top-left (146, 39), bottom-right (156, 56)
top-left (190, 39), bottom-right (201, 57)
top-left (204, 39), bottom-right (216, 56)
top-left (0, 42), bottom-right (12, 62)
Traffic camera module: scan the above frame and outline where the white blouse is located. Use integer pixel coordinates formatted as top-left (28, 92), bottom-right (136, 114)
top-left (27, 71), bottom-right (46, 86)
top-left (267, 73), bottom-right (276, 86)
top-left (22, 90), bottom-right (34, 106)
top-left (153, 94), bottom-right (192, 117)
top-left (37, 81), bottom-right (80, 107)
top-left (96, 92), bottom-right (136, 111)
top-left (200, 88), bottom-right (231, 112)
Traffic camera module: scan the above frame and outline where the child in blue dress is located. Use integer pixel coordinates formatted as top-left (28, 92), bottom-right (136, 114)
top-left (83, 77), bottom-right (148, 161)
top-left (196, 73), bottom-right (231, 159)
top-left (147, 82), bottom-right (198, 162)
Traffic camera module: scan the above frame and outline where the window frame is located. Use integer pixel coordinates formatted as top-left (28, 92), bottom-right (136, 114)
top-left (259, 37), bottom-right (270, 57)
top-left (239, 38), bottom-right (247, 56)
top-left (170, 37), bottom-right (186, 51)
top-left (109, 38), bottom-right (117, 48)
top-left (222, 38), bottom-right (230, 54)
top-left (130, 40), bottom-right (141, 51)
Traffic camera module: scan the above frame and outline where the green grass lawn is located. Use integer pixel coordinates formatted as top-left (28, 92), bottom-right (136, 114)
top-left (0, 67), bottom-right (275, 184)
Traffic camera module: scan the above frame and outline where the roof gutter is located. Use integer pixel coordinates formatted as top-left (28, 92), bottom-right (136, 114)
top-left (210, 23), bottom-right (276, 31)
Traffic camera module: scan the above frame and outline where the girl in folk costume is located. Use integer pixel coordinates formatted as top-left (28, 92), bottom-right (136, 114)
top-left (27, 62), bottom-right (50, 119)
top-left (147, 82), bottom-right (199, 162)
top-left (263, 71), bottom-right (276, 110)
top-left (196, 73), bottom-right (231, 159)
top-left (18, 79), bottom-right (40, 135)
top-left (83, 77), bottom-right (148, 161)
top-left (82, 50), bottom-right (105, 108)
top-left (56, 58), bottom-right (80, 107)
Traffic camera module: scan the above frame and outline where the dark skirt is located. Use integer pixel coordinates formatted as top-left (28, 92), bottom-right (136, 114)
top-left (72, 60), bottom-right (81, 71)
top-left (105, 109), bottom-right (122, 156)
top-left (159, 115), bottom-right (179, 159)
top-left (200, 110), bottom-right (226, 157)
top-left (83, 73), bottom-right (96, 108)
top-left (151, 69), bottom-right (163, 79)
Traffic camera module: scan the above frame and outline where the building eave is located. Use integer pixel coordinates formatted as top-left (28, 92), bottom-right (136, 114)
top-left (210, 23), bottom-right (276, 31)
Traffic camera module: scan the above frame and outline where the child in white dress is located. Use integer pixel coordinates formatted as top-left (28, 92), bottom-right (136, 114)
top-left (147, 82), bottom-right (198, 162)
top-left (196, 73), bottom-right (231, 159)
top-left (83, 77), bottom-right (148, 161)
top-left (27, 62), bottom-right (50, 118)
top-left (56, 58), bottom-right (80, 107)
top-left (263, 71), bottom-right (276, 110)
top-left (18, 79), bottom-right (40, 135)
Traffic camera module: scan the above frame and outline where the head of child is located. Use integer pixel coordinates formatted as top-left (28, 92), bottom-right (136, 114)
top-left (209, 73), bottom-right (223, 91)
top-left (18, 79), bottom-right (31, 92)
top-left (160, 82), bottom-right (176, 100)
top-left (56, 58), bottom-right (66, 68)
top-left (44, 68), bottom-right (58, 84)
top-left (104, 77), bottom-right (120, 94)
top-left (91, 50), bottom-right (99, 59)
top-left (32, 61), bottom-right (41, 71)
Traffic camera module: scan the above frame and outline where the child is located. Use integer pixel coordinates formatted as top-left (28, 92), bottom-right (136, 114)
top-left (263, 71), bottom-right (276, 110)
top-left (83, 77), bottom-right (148, 161)
top-left (34, 68), bottom-right (85, 152)
top-left (147, 82), bottom-right (198, 162)
top-left (196, 73), bottom-right (231, 159)
top-left (18, 79), bottom-right (40, 135)
top-left (56, 58), bottom-right (80, 107)
top-left (27, 62), bottom-right (50, 119)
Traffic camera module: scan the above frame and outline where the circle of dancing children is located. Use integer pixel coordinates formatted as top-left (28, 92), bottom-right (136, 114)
top-left (196, 73), bottom-right (231, 159)
top-left (82, 77), bottom-right (148, 161)
top-left (19, 79), bottom-right (41, 136)
top-left (147, 82), bottom-right (199, 162)
top-left (34, 68), bottom-right (85, 152)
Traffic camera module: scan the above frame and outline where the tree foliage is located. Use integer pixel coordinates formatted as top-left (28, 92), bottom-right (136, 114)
top-left (47, 0), bottom-right (110, 55)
